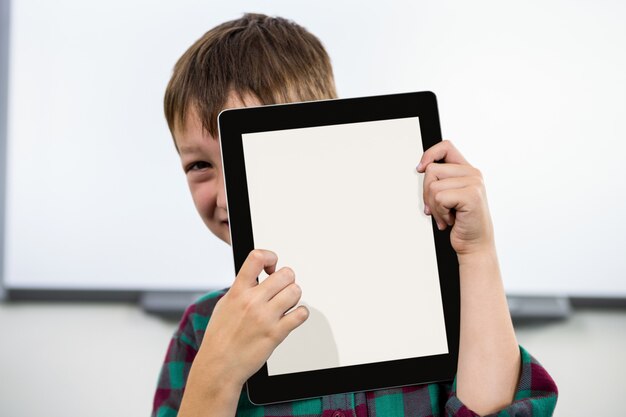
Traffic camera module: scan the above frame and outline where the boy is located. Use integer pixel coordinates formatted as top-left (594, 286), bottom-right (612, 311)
top-left (153, 13), bottom-right (557, 417)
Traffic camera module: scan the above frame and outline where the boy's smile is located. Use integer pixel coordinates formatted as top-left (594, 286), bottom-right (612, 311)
top-left (174, 92), bottom-right (261, 245)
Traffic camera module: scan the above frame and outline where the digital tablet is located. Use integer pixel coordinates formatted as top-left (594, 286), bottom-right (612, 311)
top-left (218, 91), bottom-right (460, 405)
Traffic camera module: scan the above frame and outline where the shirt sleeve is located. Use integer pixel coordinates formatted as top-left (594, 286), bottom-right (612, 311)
top-left (443, 345), bottom-right (558, 417)
top-left (151, 289), bottom-right (228, 417)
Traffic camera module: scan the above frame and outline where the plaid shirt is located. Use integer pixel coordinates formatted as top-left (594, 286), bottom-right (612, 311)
top-left (153, 289), bottom-right (558, 417)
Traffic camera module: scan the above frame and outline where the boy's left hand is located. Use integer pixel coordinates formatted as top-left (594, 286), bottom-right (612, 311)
top-left (417, 140), bottom-right (495, 258)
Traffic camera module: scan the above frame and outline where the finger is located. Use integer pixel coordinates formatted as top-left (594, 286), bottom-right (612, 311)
top-left (430, 187), bottom-right (478, 228)
top-left (424, 176), bottom-right (477, 209)
top-left (424, 162), bottom-right (479, 182)
top-left (268, 282), bottom-right (303, 316)
top-left (427, 197), bottom-right (452, 231)
top-left (422, 165), bottom-right (480, 226)
top-left (416, 140), bottom-right (469, 173)
top-left (235, 249), bottom-right (278, 289)
top-left (432, 198), bottom-right (456, 229)
top-left (277, 305), bottom-right (309, 338)
top-left (423, 163), bottom-right (478, 203)
top-left (428, 177), bottom-right (473, 194)
top-left (257, 267), bottom-right (296, 301)
top-left (426, 177), bottom-right (472, 226)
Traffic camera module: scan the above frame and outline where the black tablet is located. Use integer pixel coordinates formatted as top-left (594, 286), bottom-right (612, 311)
top-left (218, 91), bottom-right (460, 405)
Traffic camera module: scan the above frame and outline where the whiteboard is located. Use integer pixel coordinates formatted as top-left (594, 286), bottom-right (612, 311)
top-left (3, 0), bottom-right (626, 296)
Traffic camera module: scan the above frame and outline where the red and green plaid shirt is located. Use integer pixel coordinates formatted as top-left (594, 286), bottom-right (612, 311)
top-left (152, 289), bottom-right (558, 417)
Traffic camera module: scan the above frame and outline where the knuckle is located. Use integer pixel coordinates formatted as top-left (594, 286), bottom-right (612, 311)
top-left (265, 329), bottom-right (276, 343)
top-left (429, 179), bottom-right (441, 194)
top-left (249, 249), bottom-right (264, 263)
top-left (434, 190), bottom-right (444, 205)
top-left (290, 283), bottom-right (302, 298)
top-left (442, 139), bottom-right (455, 150)
top-left (281, 267), bottom-right (295, 282)
top-left (471, 172), bottom-right (484, 185)
top-left (267, 327), bottom-right (284, 344)
top-left (423, 180), bottom-right (431, 197)
top-left (469, 185), bottom-right (483, 202)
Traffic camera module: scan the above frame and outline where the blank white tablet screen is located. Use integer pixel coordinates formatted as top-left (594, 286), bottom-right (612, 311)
top-left (241, 117), bottom-right (448, 376)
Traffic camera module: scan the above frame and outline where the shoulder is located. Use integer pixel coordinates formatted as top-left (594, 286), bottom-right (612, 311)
top-left (188, 287), bottom-right (230, 321)
top-left (175, 287), bottom-right (230, 351)
top-left (152, 288), bottom-right (230, 416)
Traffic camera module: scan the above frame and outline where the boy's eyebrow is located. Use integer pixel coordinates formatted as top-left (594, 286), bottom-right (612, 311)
top-left (179, 145), bottom-right (200, 155)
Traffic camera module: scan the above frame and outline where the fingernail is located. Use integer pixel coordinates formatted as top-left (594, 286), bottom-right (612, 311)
top-left (424, 205), bottom-right (431, 215)
top-left (416, 162), bottom-right (423, 171)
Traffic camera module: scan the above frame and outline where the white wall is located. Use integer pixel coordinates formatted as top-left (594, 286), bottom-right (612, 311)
top-left (0, 303), bottom-right (173, 417)
top-left (0, 303), bottom-right (623, 417)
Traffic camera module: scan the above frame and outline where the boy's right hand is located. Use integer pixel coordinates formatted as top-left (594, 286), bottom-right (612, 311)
top-left (195, 249), bottom-right (309, 390)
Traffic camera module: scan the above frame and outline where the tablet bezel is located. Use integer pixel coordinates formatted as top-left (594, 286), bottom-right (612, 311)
top-left (218, 91), bottom-right (460, 405)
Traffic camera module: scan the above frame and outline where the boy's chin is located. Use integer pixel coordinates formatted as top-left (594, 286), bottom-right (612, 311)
top-left (208, 222), bottom-right (231, 245)
top-left (215, 232), bottom-right (231, 245)
top-left (220, 223), bottom-right (231, 245)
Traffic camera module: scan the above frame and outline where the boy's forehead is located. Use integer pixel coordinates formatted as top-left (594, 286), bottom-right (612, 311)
top-left (174, 108), bottom-right (211, 151)
top-left (177, 91), bottom-right (261, 138)
top-left (174, 91), bottom-right (263, 154)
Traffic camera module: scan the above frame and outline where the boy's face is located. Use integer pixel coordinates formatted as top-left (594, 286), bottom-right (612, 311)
top-left (174, 92), bottom-right (261, 245)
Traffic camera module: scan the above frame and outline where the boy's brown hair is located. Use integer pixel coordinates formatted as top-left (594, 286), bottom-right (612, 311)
top-left (164, 13), bottom-right (337, 146)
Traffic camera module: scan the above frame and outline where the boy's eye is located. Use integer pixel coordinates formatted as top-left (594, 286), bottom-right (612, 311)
top-left (187, 161), bottom-right (212, 172)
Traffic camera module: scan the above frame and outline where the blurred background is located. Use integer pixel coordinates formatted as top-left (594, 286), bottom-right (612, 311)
top-left (1, 1), bottom-right (625, 416)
